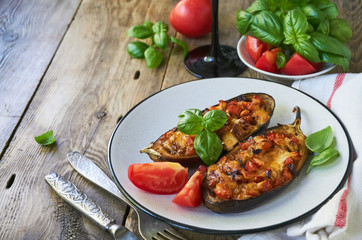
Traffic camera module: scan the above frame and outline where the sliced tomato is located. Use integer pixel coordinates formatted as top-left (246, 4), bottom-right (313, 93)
top-left (246, 35), bottom-right (271, 63)
top-left (128, 162), bottom-right (188, 194)
top-left (172, 165), bottom-right (207, 207)
top-left (281, 53), bottom-right (318, 75)
top-left (255, 48), bottom-right (281, 73)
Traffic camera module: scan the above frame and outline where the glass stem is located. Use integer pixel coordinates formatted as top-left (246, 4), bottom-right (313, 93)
top-left (205, 0), bottom-right (226, 63)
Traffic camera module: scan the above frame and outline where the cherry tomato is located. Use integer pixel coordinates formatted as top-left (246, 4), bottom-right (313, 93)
top-left (128, 162), bottom-right (188, 194)
top-left (169, 0), bottom-right (212, 38)
top-left (246, 35), bottom-right (271, 63)
top-left (172, 165), bottom-right (207, 207)
top-left (281, 53), bottom-right (318, 75)
top-left (255, 48), bottom-right (281, 73)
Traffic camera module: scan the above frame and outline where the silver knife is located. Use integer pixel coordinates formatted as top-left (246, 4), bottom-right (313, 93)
top-left (67, 151), bottom-right (187, 240)
top-left (45, 173), bottom-right (139, 240)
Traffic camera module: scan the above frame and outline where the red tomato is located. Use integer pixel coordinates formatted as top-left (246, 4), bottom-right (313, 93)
top-left (169, 0), bottom-right (212, 38)
top-left (246, 35), bottom-right (271, 63)
top-left (172, 165), bottom-right (207, 207)
top-left (255, 48), bottom-right (281, 73)
top-left (128, 162), bottom-right (188, 194)
top-left (281, 53), bottom-right (318, 75)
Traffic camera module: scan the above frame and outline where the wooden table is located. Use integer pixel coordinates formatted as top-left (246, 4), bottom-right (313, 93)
top-left (0, 0), bottom-right (360, 239)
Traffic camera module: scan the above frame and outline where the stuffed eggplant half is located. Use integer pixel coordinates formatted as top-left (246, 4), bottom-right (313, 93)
top-left (140, 93), bottom-right (275, 166)
top-left (202, 107), bottom-right (309, 213)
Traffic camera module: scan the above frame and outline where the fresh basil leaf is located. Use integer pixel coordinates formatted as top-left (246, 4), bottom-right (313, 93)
top-left (293, 40), bottom-right (321, 63)
top-left (276, 51), bottom-right (287, 69)
top-left (301, 4), bottom-right (326, 28)
top-left (202, 110), bottom-right (228, 131)
top-left (246, 0), bottom-right (269, 13)
top-left (170, 37), bottom-right (189, 59)
top-left (250, 11), bottom-right (284, 46)
top-left (177, 109), bottom-right (204, 135)
top-left (307, 22), bottom-right (315, 33)
top-left (126, 25), bottom-right (153, 39)
top-left (283, 9), bottom-right (309, 45)
top-left (127, 41), bottom-right (149, 59)
top-left (236, 10), bottom-right (254, 35)
top-left (35, 130), bottom-right (55, 146)
top-left (152, 21), bottom-right (168, 33)
top-left (143, 21), bottom-right (153, 29)
top-left (311, 0), bottom-right (338, 19)
top-left (305, 126), bottom-right (334, 153)
top-left (317, 18), bottom-right (330, 35)
top-left (153, 32), bottom-right (169, 50)
top-left (194, 130), bottom-right (223, 165)
top-left (311, 32), bottom-right (351, 60)
top-left (144, 46), bottom-right (163, 68)
top-left (320, 51), bottom-right (349, 71)
top-left (329, 18), bottom-right (353, 43)
top-left (306, 147), bottom-right (339, 173)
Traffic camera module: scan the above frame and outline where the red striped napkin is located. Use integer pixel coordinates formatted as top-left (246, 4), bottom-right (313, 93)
top-left (238, 73), bottom-right (362, 240)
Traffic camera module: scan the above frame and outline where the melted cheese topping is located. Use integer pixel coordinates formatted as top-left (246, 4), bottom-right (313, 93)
top-left (205, 130), bottom-right (304, 201)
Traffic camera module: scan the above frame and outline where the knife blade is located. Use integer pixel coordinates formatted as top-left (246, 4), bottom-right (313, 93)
top-left (45, 173), bottom-right (139, 240)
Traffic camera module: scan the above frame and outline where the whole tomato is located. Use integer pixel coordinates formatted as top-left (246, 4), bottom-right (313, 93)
top-left (169, 0), bottom-right (212, 38)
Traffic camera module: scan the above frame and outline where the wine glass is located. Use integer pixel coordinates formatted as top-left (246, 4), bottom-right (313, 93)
top-left (184, 0), bottom-right (246, 78)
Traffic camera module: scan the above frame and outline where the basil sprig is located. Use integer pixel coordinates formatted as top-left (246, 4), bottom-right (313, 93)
top-left (236, 0), bottom-right (353, 70)
top-left (177, 109), bottom-right (228, 165)
top-left (126, 21), bottom-right (188, 68)
top-left (305, 126), bottom-right (339, 173)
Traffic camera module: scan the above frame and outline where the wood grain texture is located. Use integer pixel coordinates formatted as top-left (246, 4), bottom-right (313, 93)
top-left (0, 0), bottom-right (81, 155)
top-left (0, 0), bottom-right (360, 240)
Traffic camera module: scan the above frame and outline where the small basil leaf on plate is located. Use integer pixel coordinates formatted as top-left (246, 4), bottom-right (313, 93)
top-left (177, 109), bottom-right (204, 135)
top-left (202, 110), bottom-right (228, 131)
top-left (144, 46), bottom-right (163, 68)
top-left (127, 41), bottom-right (149, 59)
top-left (35, 130), bottom-right (55, 146)
top-left (305, 126), bottom-right (334, 153)
top-left (194, 130), bottom-right (223, 166)
top-left (306, 147), bottom-right (339, 173)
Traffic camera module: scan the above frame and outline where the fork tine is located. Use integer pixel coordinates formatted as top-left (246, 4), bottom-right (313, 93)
top-left (164, 228), bottom-right (188, 240)
top-left (152, 228), bottom-right (188, 240)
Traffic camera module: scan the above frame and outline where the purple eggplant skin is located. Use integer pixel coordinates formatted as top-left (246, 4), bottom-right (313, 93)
top-left (202, 107), bottom-right (309, 214)
top-left (140, 93), bottom-right (275, 167)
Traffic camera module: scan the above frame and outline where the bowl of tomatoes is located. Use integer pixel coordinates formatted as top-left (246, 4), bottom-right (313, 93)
top-left (237, 35), bottom-right (335, 82)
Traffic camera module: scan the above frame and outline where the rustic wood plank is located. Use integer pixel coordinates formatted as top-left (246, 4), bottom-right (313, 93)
top-left (0, 0), bottom-right (177, 239)
top-left (0, 0), bottom-right (81, 156)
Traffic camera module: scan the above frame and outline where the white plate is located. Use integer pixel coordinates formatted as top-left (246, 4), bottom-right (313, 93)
top-left (108, 78), bottom-right (352, 234)
top-left (237, 36), bottom-right (336, 82)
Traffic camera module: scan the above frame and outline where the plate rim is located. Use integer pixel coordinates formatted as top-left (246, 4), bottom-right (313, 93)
top-left (108, 77), bottom-right (353, 235)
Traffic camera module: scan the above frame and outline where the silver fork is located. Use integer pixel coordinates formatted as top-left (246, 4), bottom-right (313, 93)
top-left (67, 151), bottom-right (188, 240)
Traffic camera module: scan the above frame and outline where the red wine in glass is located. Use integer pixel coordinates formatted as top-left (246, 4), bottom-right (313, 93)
top-left (184, 0), bottom-right (246, 78)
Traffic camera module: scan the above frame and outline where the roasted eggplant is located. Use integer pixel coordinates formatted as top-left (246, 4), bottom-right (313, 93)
top-left (202, 107), bottom-right (309, 213)
top-left (140, 93), bottom-right (275, 166)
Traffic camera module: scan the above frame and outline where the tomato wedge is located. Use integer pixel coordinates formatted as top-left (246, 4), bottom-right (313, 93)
top-left (172, 165), bottom-right (207, 207)
top-left (128, 162), bottom-right (188, 194)
top-left (281, 53), bottom-right (318, 75)
top-left (255, 48), bottom-right (281, 73)
top-left (246, 35), bottom-right (271, 63)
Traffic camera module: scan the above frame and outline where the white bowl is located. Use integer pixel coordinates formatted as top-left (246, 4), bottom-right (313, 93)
top-left (237, 36), bottom-right (335, 82)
